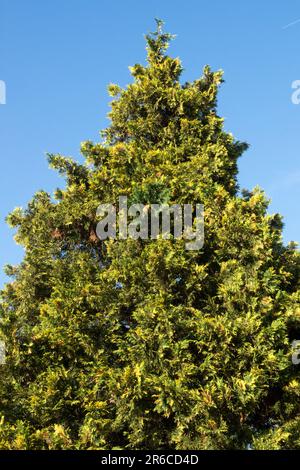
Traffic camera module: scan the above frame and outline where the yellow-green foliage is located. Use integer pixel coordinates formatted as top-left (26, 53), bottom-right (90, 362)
top-left (0, 20), bottom-right (299, 449)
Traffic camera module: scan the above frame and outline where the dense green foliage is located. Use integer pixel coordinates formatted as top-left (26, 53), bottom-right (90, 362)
top-left (0, 21), bottom-right (300, 449)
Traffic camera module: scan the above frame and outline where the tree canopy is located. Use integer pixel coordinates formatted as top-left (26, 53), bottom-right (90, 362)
top-left (0, 20), bottom-right (299, 450)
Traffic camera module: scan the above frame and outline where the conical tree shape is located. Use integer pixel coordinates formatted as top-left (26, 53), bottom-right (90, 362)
top-left (0, 21), bottom-right (300, 450)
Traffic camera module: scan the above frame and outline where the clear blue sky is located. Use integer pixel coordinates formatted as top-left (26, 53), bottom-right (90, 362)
top-left (1, 0), bottom-right (299, 286)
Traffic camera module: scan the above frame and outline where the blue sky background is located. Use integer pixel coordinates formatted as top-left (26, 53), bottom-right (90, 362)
top-left (0, 0), bottom-right (299, 286)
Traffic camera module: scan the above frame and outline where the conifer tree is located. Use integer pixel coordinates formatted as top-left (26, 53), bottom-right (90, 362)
top-left (0, 20), bottom-right (299, 450)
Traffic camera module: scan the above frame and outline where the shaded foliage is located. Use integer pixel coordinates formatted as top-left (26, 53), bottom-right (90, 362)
top-left (0, 20), bottom-right (299, 449)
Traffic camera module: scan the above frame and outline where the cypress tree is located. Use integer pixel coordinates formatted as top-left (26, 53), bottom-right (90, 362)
top-left (0, 20), bottom-right (299, 450)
